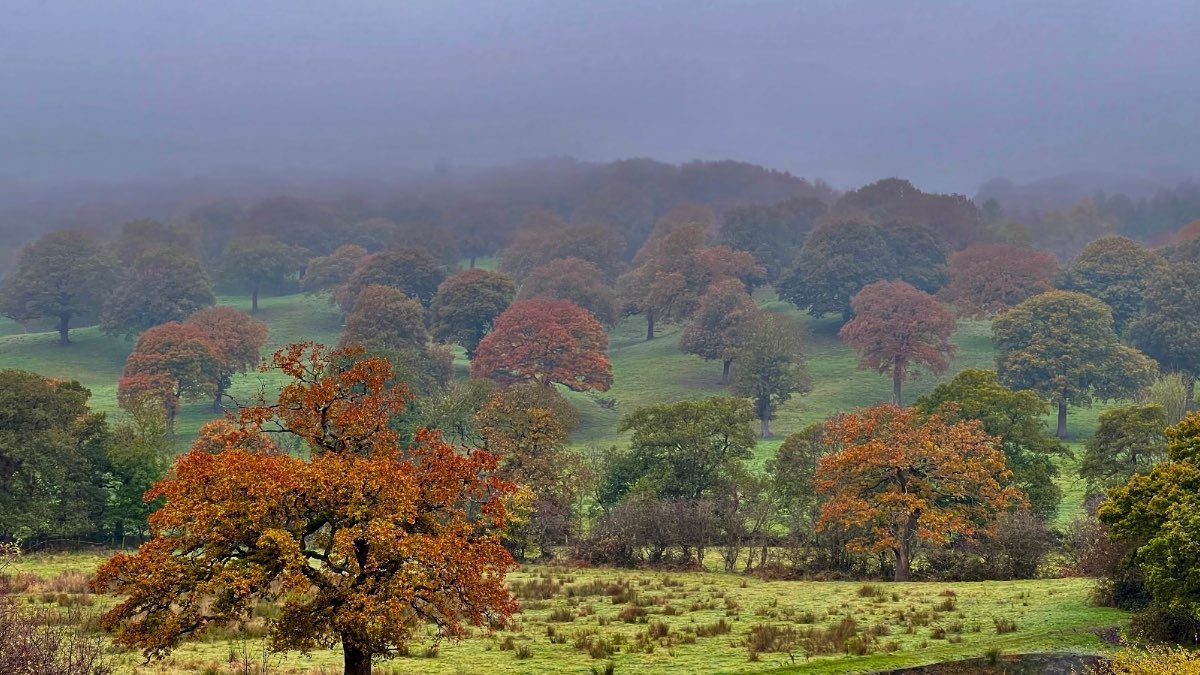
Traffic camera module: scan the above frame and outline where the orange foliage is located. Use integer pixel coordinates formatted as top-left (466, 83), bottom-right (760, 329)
top-left (94, 344), bottom-right (517, 673)
top-left (815, 405), bottom-right (1023, 581)
top-left (117, 322), bottom-right (220, 431)
top-left (469, 298), bottom-right (612, 391)
top-left (940, 243), bottom-right (1058, 318)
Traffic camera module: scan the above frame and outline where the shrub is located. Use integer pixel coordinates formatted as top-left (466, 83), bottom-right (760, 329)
top-left (993, 617), bottom-right (1019, 634)
top-left (0, 599), bottom-right (111, 675)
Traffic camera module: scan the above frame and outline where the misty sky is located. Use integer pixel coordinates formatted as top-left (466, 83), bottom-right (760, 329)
top-left (2, 0), bottom-right (1198, 193)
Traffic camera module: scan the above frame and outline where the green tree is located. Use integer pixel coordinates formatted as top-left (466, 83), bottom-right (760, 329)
top-left (340, 285), bottom-right (430, 353)
top-left (601, 397), bottom-right (757, 505)
top-left (516, 257), bottom-right (619, 325)
top-left (882, 220), bottom-right (948, 294)
top-left (102, 247), bottom-right (216, 338)
top-left (104, 394), bottom-right (172, 547)
top-left (1063, 236), bottom-right (1165, 334)
top-left (1128, 261), bottom-right (1200, 408)
top-left (302, 244), bottom-right (368, 297)
top-left (219, 236), bottom-right (306, 313)
top-left (0, 370), bottom-right (110, 540)
top-left (777, 218), bottom-right (898, 321)
top-left (766, 424), bottom-right (826, 546)
top-left (1099, 414), bottom-right (1200, 621)
top-left (993, 290), bottom-right (1157, 438)
top-left (430, 269), bottom-right (516, 357)
top-left (719, 196), bottom-right (827, 282)
top-left (337, 248), bottom-right (447, 312)
top-left (840, 280), bottom-right (957, 405)
top-left (679, 278), bottom-right (760, 384)
top-left (915, 369), bottom-right (1068, 519)
top-left (0, 230), bottom-right (118, 344)
top-left (729, 313), bottom-right (811, 438)
top-left (1080, 404), bottom-right (1169, 495)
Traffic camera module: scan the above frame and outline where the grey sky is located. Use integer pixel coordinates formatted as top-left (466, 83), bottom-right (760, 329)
top-left (2, 0), bottom-right (1198, 193)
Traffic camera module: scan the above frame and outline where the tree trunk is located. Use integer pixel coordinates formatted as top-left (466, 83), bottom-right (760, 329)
top-left (211, 384), bottom-right (225, 412)
top-left (645, 312), bottom-right (656, 341)
top-left (1056, 399), bottom-right (1068, 439)
top-left (251, 282), bottom-right (260, 314)
top-left (760, 416), bottom-right (771, 439)
top-left (57, 313), bottom-right (70, 345)
top-left (721, 359), bottom-right (731, 385)
top-left (894, 545), bottom-right (911, 582)
top-left (892, 364), bottom-right (903, 406)
top-left (342, 640), bottom-right (372, 675)
top-left (469, 255), bottom-right (477, 268)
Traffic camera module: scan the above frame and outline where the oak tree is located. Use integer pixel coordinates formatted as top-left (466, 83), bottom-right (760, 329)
top-left (1080, 404), bottom-right (1169, 495)
top-left (680, 278), bottom-right (760, 384)
top-left (729, 313), bottom-right (811, 437)
top-left (117, 322), bottom-right (221, 433)
top-left (777, 218), bottom-right (898, 321)
top-left (915, 369), bottom-right (1067, 519)
top-left (102, 247), bottom-right (216, 338)
top-left (840, 281), bottom-right (957, 405)
top-left (517, 257), bottom-right (619, 325)
top-left (1063, 236), bottom-right (1165, 334)
top-left (993, 290), bottom-right (1157, 438)
top-left (430, 269), bottom-right (516, 357)
top-left (940, 244), bottom-right (1058, 318)
top-left (302, 244), bottom-right (369, 297)
top-left (0, 230), bottom-right (118, 344)
top-left (602, 397), bottom-right (757, 505)
top-left (337, 248), bottom-right (446, 313)
top-left (815, 405), bottom-right (1022, 581)
top-left (1128, 261), bottom-right (1200, 407)
top-left (470, 298), bottom-right (612, 392)
top-left (719, 195), bottom-right (827, 282)
top-left (93, 344), bottom-right (518, 675)
top-left (340, 285), bottom-right (429, 353)
top-left (184, 306), bottom-right (268, 410)
top-left (219, 236), bottom-right (306, 313)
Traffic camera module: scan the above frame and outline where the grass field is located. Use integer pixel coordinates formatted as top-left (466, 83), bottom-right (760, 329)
top-left (0, 288), bottom-right (1117, 522)
top-left (8, 553), bottom-right (1126, 675)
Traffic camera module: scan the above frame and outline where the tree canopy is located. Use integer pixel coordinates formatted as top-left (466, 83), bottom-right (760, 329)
top-left (94, 344), bottom-right (517, 675)
top-left (516, 257), bottom-right (619, 325)
top-left (915, 369), bottom-right (1067, 519)
top-left (1080, 404), bottom-right (1169, 496)
top-left (1128, 261), bottom-right (1200, 407)
top-left (0, 230), bottom-right (118, 344)
top-left (470, 298), bottom-right (612, 391)
top-left (993, 290), bottom-right (1157, 438)
top-left (219, 236), bottom-right (306, 313)
top-left (777, 218), bottom-right (898, 321)
top-left (430, 268), bottom-right (516, 357)
top-left (340, 285), bottom-right (430, 354)
top-left (118, 322), bottom-right (221, 433)
top-left (840, 280), bottom-right (957, 405)
top-left (1063, 236), bottom-right (1164, 334)
top-left (728, 313), bottom-right (811, 438)
top-left (679, 278), bottom-right (760, 385)
top-left (337, 248), bottom-right (446, 312)
top-left (102, 247), bottom-right (216, 338)
top-left (815, 404), bottom-right (1022, 581)
top-left (940, 243), bottom-right (1058, 318)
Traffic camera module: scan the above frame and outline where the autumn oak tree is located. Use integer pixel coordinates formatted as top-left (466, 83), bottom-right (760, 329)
top-left (993, 290), bottom-right (1157, 438)
top-left (93, 344), bottom-right (517, 675)
top-left (430, 269), bottom-right (516, 357)
top-left (1063, 236), bottom-right (1165, 334)
top-left (815, 405), bottom-right (1022, 581)
top-left (940, 244), bottom-right (1058, 318)
top-left (1128, 261), bottom-right (1200, 407)
top-left (117, 322), bottom-right (220, 433)
top-left (840, 281), bottom-right (957, 405)
top-left (777, 218), bottom-right (898, 321)
top-left (184, 306), bottom-right (268, 410)
top-left (470, 298), bottom-right (612, 391)
top-left (302, 244), bottom-right (369, 297)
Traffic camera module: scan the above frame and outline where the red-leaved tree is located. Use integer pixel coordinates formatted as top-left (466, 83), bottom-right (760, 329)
top-left (117, 322), bottom-right (220, 433)
top-left (940, 243), bottom-right (1058, 317)
top-left (470, 298), bottom-right (613, 391)
top-left (840, 281), bottom-right (957, 405)
top-left (184, 306), bottom-right (268, 410)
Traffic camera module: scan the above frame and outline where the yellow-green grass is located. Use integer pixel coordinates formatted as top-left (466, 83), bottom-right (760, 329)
top-left (9, 553), bottom-right (1126, 675)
